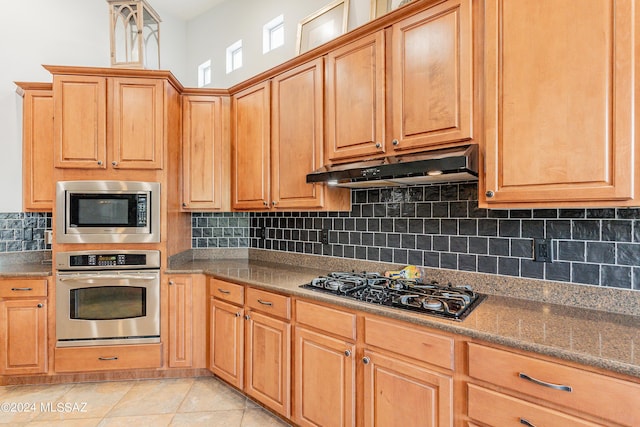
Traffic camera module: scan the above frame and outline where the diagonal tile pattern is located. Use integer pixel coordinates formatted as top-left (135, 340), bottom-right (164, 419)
top-left (0, 377), bottom-right (291, 426)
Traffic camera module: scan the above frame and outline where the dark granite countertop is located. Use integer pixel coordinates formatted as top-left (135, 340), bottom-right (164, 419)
top-left (167, 256), bottom-right (640, 380)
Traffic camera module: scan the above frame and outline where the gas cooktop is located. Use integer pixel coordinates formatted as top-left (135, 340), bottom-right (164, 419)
top-left (300, 272), bottom-right (485, 321)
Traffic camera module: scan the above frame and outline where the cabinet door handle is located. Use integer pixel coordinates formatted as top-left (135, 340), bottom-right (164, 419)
top-left (168, 280), bottom-right (174, 286)
top-left (235, 312), bottom-right (242, 317)
top-left (244, 314), bottom-right (250, 320)
top-left (486, 190), bottom-right (495, 198)
top-left (111, 161), bottom-right (118, 167)
top-left (375, 143), bottom-right (381, 149)
top-left (263, 201), bottom-right (269, 207)
top-left (37, 303), bottom-right (43, 308)
top-left (518, 372), bottom-right (572, 392)
top-left (98, 356), bottom-right (118, 361)
top-left (97, 160), bottom-right (103, 166)
top-left (11, 287), bottom-right (33, 291)
top-left (257, 299), bottom-right (273, 306)
top-left (182, 202), bottom-right (187, 207)
top-left (392, 139), bottom-right (399, 146)
top-left (344, 350), bottom-right (351, 357)
top-left (217, 288), bottom-right (231, 294)
top-left (519, 418), bottom-right (536, 427)
top-left (362, 357), bottom-right (370, 365)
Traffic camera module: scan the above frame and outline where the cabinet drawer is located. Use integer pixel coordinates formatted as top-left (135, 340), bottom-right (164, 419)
top-left (55, 344), bottom-right (161, 372)
top-left (296, 299), bottom-right (356, 341)
top-left (0, 279), bottom-right (47, 298)
top-left (246, 287), bottom-right (290, 320)
top-left (468, 343), bottom-right (640, 426)
top-left (210, 278), bottom-right (244, 305)
top-left (468, 384), bottom-right (601, 427)
top-left (364, 316), bottom-right (453, 370)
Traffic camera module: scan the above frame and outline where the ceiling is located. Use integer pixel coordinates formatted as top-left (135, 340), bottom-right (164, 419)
top-left (150, 0), bottom-right (226, 21)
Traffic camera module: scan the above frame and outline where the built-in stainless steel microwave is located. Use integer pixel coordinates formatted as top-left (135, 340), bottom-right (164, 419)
top-left (56, 181), bottom-right (160, 244)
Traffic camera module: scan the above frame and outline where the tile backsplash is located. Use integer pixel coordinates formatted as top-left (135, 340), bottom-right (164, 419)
top-left (246, 183), bottom-right (640, 290)
top-left (0, 212), bottom-right (50, 252)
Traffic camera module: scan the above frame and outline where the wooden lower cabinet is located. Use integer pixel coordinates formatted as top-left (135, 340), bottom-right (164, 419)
top-left (467, 384), bottom-right (601, 427)
top-left (0, 278), bottom-right (49, 376)
top-left (209, 298), bottom-right (244, 389)
top-left (0, 297), bottom-right (47, 375)
top-left (245, 309), bottom-right (291, 418)
top-left (294, 326), bottom-right (356, 427)
top-left (55, 344), bottom-right (161, 372)
top-left (208, 280), bottom-right (291, 418)
top-left (362, 350), bottom-right (453, 427)
top-left (167, 274), bottom-right (206, 369)
top-left (466, 342), bottom-right (640, 426)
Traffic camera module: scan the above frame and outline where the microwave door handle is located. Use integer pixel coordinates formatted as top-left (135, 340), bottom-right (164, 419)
top-left (58, 274), bottom-right (159, 281)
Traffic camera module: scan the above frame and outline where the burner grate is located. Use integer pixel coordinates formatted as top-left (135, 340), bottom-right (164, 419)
top-left (301, 271), bottom-right (484, 321)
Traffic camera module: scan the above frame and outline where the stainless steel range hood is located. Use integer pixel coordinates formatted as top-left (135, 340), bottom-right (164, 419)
top-left (306, 144), bottom-right (478, 188)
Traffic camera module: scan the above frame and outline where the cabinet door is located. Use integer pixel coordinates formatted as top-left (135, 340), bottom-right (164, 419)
top-left (391, 0), bottom-right (473, 152)
top-left (209, 298), bottom-right (244, 389)
top-left (168, 275), bottom-right (193, 368)
top-left (271, 58), bottom-right (325, 210)
top-left (362, 349), bottom-right (452, 427)
top-left (53, 75), bottom-right (107, 169)
top-left (110, 77), bottom-right (164, 169)
top-left (245, 310), bottom-right (291, 418)
top-left (21, 88), bottom-right (54, 211)
top-left (182, 95), bottom-right (228, 210)
top-left (294, 326), bottom-right (356, 427)
top-left (232, 82), bottom-right (271, 210)
top-left (326, 31), bottom-right (386, 161)
top-left (0, 298), bottom-right (47, 375)
top-left (482, 0), bottom-right (637, 206)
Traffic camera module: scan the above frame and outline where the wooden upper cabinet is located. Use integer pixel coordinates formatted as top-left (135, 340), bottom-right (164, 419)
top-left (182, 95), bottom-right (229, 211)
top-left (390, 0), bottom-right (473, 152)
top-left (231, 81), bottom-right (271, 210)
top-left (110, 78), bottom-right (163, 170)
top-left (482, 0), bottom-right (638, 207)
top-left (326, 32), bottom-right (386, 162)
top-left (16, 83), bottom-right (54, 211)
top-left (52, 74), bottom-right (164, 170)
top-left (53, 75), bottom-right (107, 169)
top-left (271, 58), bottom-right (325, 209)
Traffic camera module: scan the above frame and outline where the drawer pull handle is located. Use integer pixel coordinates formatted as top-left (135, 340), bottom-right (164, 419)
top-left (98, 356), bottom-right (118, 361)
top-left (362, 357), bottom-right (370, 365)
top-left (344, 350), bottom-right (351, 357)
top-left (37, 303), bottom-right (43, 308)
top-left (257, 299), bottom-right (273, 306)
top-left (11, 287), bottom-right (33, 291)
top-left (518, 372), bottom-right (572, 392)
top-left (217, 288), bottom-right (231, 294)
top-left (519, 418), bottom-right (536, 427)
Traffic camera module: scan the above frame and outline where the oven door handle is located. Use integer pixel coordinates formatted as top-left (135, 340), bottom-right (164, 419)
top-left (58, 274), bottom-right (159, 281)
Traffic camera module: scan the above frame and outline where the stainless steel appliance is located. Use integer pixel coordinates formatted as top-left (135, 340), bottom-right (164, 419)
top-left (301, 272), bottom-right (484, 321)
top-left (56, 250), bottom-right (160, 347)
top-left (56, 180), bottom-right (160, 244)
top-left (306, 144), bottom-right (478, 188)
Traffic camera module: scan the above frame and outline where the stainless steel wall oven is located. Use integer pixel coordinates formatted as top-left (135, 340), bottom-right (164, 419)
top-left (56, 250), bottom-right (160, 347)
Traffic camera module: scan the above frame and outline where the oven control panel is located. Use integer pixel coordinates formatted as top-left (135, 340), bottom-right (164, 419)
top-left (56, 250), bottom-right (161, 270)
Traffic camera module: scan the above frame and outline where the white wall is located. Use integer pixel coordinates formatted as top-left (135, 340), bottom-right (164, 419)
top-left (185, 0), bottom-right (372, 87)
top-left (0, 0), bottom-right (187, 212)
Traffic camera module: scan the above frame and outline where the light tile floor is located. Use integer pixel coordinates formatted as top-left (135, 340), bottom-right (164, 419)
top-left (0, 377), bottom-right (291, 426)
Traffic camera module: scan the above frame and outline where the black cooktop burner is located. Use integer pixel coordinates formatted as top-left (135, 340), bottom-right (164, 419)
top-left (301, 272), bottom-right (484, 321)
